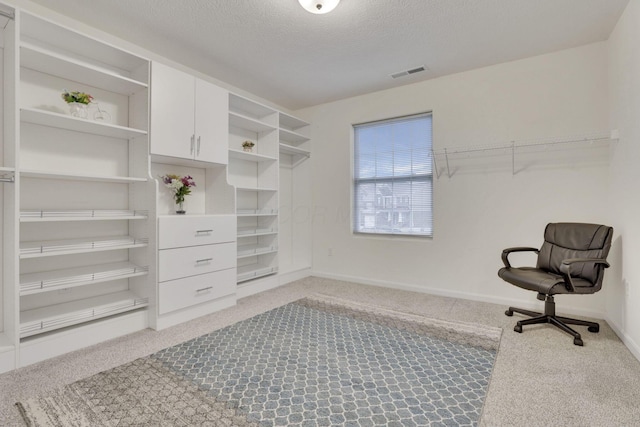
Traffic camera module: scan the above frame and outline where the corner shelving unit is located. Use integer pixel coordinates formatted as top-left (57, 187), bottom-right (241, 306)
top-left (278, 112), bottom-right (312, 276)
top-left (14, 11), bottom-right (153, 366)
top-left (0, 3), bottom-right (17, 373)
top-left (279, 113), bottom-right (311, 169)
top-left (227, 94), bottom-right (279, 286)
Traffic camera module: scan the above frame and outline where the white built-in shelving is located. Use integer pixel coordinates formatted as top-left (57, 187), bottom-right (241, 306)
top-left (20, 291), bottom-right (148, 338)
top-left (20, 236), bottom-right (148, 258)
top-left (21, 108), bottom-right (147, 139)
top-left (277, 112), bottom-right (312, 276)
top-left (279, 112), bottom-right (310, 169)
top-left (0, 3), bottom-right (18, 373)
top-left (20, 262), bottom-right (149, 295)
top-left (237, 264), bottom-right (278, 283)
top-left (12, 10), bottom-right (153, 364)
top-left (227, 94), bottom-right (280, 285)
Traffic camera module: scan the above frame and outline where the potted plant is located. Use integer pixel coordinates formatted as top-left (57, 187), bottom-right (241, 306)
top-left (160, 174), bottom-right (196, 214)
top-left (242, 140), bottom-right (255, 152)
top-left (61, 90), bottom-right (93, 119)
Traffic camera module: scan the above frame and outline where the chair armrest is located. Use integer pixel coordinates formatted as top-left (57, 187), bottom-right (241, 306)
top-left (559, 258), bottom-right (610, 292)
top-left (501, 247), bottom-right (539, 268)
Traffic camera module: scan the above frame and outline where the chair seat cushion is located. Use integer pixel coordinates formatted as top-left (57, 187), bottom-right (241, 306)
top-left (498, 267), bottom-right (595, 295)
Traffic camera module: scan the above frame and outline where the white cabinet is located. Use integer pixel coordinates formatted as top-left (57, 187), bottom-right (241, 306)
top-left (150, 62), bottom-right (228, 165)
top-left (12, 10), bottom-right (153, 365)
top-left (157, 215), bottom-right (236, 318)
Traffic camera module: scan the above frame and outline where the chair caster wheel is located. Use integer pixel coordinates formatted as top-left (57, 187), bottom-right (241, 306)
top-left (505, 310), bottom-right (513, 316)
top-left (574, 337), bottom-right (584, 346)
top-left (588, 325), bottom-right (599, 333)
top-left (514, 324), bottom-right (522, 333)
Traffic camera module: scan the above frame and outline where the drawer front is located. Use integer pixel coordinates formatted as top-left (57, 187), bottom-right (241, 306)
top-left (159, 215), bottom-right (236, 249)
top-left (159, 268), bottom-right (236, 314)
top-left (159, 242), bottom-right (236, 282)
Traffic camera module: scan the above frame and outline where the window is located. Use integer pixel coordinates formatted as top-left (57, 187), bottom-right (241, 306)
top-left (353, 113), bottom-right (433, 237)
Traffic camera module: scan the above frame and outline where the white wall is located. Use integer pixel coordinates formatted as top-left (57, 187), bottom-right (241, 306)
top-left (607, 0), bottom-right (640, 359)
top-left (297, 42), bottom-right (612, 317)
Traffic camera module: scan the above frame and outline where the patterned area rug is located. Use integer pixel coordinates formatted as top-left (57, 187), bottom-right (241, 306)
top-left (16, 295), bottom-right (501, 426)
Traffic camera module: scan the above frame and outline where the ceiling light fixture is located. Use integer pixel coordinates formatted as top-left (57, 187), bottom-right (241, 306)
top-left (298, 0), bottom-right (340, 14)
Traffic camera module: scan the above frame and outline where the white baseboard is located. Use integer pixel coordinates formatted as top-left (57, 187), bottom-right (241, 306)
top-left (279, 267), bottom-right (312, 285)
top-left (155, 294), bottom-right (237, 330)
top-left (310, 270), bottom-right (606, 320)
top-left (19, 310), bottom-right (148, 368)
top-left (237, 267), bottom-right (312, 299)
top-left (0, 347), bottom-right (16, 374)
top-left (605, 315), bottom-right (640, 363)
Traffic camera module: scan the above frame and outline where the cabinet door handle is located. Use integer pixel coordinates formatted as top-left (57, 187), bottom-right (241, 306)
top-left (190, 135), bottom-right (195, 155)
top-left (196, 229), bottom-right (213, 234)
top-left (195, 258), bottom-right (213, 264)
top-left (197, 136), bottom-right (201, 156)
top-left (196, 286), bottom-right (213, 293)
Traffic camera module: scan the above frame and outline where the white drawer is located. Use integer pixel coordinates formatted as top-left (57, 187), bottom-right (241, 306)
top-left (159, 242), bottom-right (236, 282)
top-left (158, 268), bottom-right (236, 314)
top-left (158, 215), bottom-right (236, 249)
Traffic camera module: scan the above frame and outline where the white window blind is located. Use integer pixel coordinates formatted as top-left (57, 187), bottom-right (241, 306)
top-left (353, 113), bottom-right (433, 237)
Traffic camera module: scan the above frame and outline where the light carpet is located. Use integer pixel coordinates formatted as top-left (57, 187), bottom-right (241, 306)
top-left (16, 295), bottom-right (502, 426)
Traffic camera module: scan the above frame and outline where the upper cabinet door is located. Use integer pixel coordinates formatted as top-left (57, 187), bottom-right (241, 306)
top-left (194, 79), bottom-right (229, 164)
top-left (150, 62), bottom-right (196, 159)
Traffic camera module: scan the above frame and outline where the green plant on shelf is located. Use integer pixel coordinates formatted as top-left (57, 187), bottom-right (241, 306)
top-left (61, 90), bottom-right (93, 104)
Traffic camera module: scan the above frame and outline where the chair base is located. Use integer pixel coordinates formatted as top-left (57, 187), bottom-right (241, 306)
top-left (505, 295), bottom-right (599, 346)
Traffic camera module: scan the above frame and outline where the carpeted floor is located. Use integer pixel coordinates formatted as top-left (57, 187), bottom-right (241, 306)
top-left (2, 276), bottom-right (640, 426)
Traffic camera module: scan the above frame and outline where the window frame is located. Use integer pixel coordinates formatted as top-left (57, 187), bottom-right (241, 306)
top-left (351, 112), bottom-right (433, 238)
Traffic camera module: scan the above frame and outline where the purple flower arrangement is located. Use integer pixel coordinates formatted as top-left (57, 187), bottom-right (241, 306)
top-left (161, 174), bottom-right (196, 212)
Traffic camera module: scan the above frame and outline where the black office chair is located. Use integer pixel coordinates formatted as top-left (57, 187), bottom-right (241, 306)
top-left (498, 223), bottom-right (613, 346)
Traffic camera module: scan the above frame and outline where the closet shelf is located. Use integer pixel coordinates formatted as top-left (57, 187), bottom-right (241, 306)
top-left (21, 13), bottom-right (149, 80)
top-left (229, 111), bottom-right (277, 133)
top-left (237, 227), bottom-right (278, 237)
top-left (0, 167), bottom-right (15, 183)
top-left (229, 93), bottom-right (277, 121)
top-left (21, 170), bottom-right (147, 183)
top-left (21, 108), bottom-right (147, 139)
top-left (21, 42), bottom-right (148, 95)
top-left (20, 291), bottom-right (149, 338)
top-left (237, 209), bottom-right (278, 216)
top-left (237, 244), bottom-right (278, 258)
top-left (237, 264), bottom-right (278, 283)
top-left (432, 132), bottom-right (613, 178)
top-left (20, 209), bottom-right (148, 222)
top-left (279, 113), bottom-right (309, 133)
top-left (228, 149), bottom-right (277, 162)
top-left (279, 128), bottom-right (310, 144)
top-left (20, 236), bottom-right (148, 258)
top-left (279, 143), bottom-right (310, 157)
top-left (236, 186), bottom-right (278, 192)
top-left (20, 262), bottom-right (149, 296)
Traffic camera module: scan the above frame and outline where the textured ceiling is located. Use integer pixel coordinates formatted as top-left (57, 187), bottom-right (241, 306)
top-left (29, 0), bottom-right (629, 110)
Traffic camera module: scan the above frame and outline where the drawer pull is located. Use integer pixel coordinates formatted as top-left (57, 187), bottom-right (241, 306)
top-left (196, 286), bottom-right (213, 293)
top-left (196, 229), bottom-right (213, 234)
top-left (195, 258), bottom-right (213, 264)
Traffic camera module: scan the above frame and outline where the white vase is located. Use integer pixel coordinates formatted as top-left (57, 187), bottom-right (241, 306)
top-left (68, 102), bottom-right (89, 119)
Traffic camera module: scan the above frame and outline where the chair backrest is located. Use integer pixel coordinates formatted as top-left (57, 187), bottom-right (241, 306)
top-left (537, 223), bottom-right (613, 287)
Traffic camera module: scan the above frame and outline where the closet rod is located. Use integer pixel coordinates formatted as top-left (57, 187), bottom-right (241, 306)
top-left (432, 133), bottom-right (611, 156)
top-left (0, 9), bottom-right (14, 20)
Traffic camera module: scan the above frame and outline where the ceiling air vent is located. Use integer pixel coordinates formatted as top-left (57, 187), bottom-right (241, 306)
top-left (390, 66), bottom-right (427, 79)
